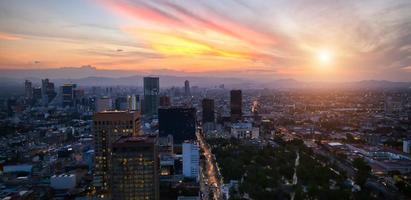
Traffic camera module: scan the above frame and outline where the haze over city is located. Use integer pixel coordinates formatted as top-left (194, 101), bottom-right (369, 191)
top-left (1, 0), bottom-right (411, 81)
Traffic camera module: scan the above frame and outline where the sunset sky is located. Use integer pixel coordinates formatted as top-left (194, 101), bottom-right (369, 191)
top-left (1, 0), bottom-right (411, 81)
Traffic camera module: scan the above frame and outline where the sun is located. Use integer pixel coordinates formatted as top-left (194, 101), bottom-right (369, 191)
top-left (317, 49), bottom-right (332, 64)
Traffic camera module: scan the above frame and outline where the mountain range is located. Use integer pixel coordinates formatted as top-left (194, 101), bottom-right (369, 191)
top-left (0, 66), bottom-right (410, 96)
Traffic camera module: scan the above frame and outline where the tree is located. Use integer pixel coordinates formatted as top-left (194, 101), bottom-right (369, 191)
top-left (352, 157), bottom-right (371, 187)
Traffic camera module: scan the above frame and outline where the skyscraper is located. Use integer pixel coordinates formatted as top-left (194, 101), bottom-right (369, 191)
top-left (143, 77), bottom-right (160, 117)
top-left (32, 88), bottom-right (42, 102)
top-left (184, 80), bottom-right (190, 96)
top-left (230, 90), bottom-right (242, 122)
top-left (202, 98), bottom-right (215, 123)
top-left (158, 107), bottom-right (196, 144)
top-left (62, 84), bottom-right (76, 108)
top-left (93, 111), bottom-right (141, 193)
top-left (41, 79), bottom-right (56, 105)
top-left (111, 136), bottom-right (159, 200)
top-left (24, 80), bottom-right (33, 100)
top-left (182, 141), bottom-right (200, 181)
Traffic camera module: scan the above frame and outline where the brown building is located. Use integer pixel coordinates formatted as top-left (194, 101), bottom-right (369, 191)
top-left (159, 95), bottom-right (171, 107)
top-left (111, 135), bottom-right (159, 200)
top-left (93, 111), bottom-right (141, 194)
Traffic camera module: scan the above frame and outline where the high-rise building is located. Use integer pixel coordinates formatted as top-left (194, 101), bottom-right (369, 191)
top-left (93, 111), bottom-right (141, 193)
top-left (403, 140), bottom-right (411, 153)
top-left (127, 95), bottom-right (140, 111)
top-left (115, 96), bottom-right (128, 110)
top-left (41, 78), bottom-right (56, 105)
top-left (74, 89), bottom-right (85, 105)
top-left (110, 136), bottom-right (159, 200)
top-left (159, 95), bottom-right (171, 107)
top-left (182, 142), bottom-right (200, 181)
top-left (96, 96), bottom-right (113, 112)
top-left (184, 80), bottom-right (190, 96)
top-left (159, 107), bottom-right (196, 144)
top-left (230, 90), bottom-right (242, 122)
top-left (202, 98), bottom-right (215, 123)
top-left (143, 77), bottom-right (160, 117)
top-left (62, 84), bottom-right (76, 108)
top-left (24, 80), bottom-right (33, 100)
top-left (33, 88), bottom-right (42, 101)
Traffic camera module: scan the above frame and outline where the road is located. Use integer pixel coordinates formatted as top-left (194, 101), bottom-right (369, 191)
top-left (197, 132), bottom-right (222, 200)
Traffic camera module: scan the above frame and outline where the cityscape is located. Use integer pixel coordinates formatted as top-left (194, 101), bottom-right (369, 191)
top-left (1, 1), bottom-right (411, 200)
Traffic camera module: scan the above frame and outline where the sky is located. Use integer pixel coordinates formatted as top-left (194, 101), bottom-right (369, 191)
top-left (0, 0), bottom-right (411, 81)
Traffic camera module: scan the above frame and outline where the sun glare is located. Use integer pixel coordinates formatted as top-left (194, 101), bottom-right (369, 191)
top-left (317, 49), bottom-right (332, 64)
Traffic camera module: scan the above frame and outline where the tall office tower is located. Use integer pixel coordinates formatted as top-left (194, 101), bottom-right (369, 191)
top-left (74, 89), bottom-right (85, 105)
top-left (159, 95), bottom-right (171, 107)
top-left (182, 141), bottom-right (200, 181)
top-left (41, 79), bottom-right (49, 105)
top-left (62, 84), bottom-right (76, 108)
top-left (96, 96), bottom-right (113, 112)
top-left (115, 96), bottom-right (128, 110)
top-left (143, 77), bottom-right (160, 117)
top-left (158, 107), bottom-right (196, 144)
top-left (230, 90), bottom-right (242, 122)
top-left (127, 95), bottom-right (140, 111)
top-left (202, 98), bottom-right (215, 123)
top-left (33, 88), bottom-right (42, 102)
top-left (110, 136), bottom-right (159, 200)
top-left (93, 111), bottom-right (141, 193)
top-left (184, 80), bottom-right (190, 96)
top-left (24, 80), bottom-right (33, 99)
top-left (41, 79), bottom-right (56, 105)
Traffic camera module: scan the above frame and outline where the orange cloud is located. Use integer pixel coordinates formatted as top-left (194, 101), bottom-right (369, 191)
top-left (125, 28), bottom-right (249, 59)
top-left (99, 0), bottom-right (277, 46)
top-left (0, 32), bottom-right (22, 41)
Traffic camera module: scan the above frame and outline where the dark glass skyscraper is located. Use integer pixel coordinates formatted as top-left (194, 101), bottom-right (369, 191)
top-left (143, 77), bottom-right (159, 117)
top-left (202, 98), bottom-right (215, 123)
top-left (24, 80), bottom-right (33, 100)
top-left (184, 80), bottom-right (190, 96)
top-left (230, 90), bottom-right (242, 122)
top-left (62, 84), bottom-right (76, 108)
top-left (159, 107), bottom-right (196, 144)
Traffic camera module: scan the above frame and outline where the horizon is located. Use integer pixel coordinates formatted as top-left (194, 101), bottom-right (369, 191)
top-left (1, 0), bottom-right (411, 82)
top-left (1, 65), bottom-right (411, 84)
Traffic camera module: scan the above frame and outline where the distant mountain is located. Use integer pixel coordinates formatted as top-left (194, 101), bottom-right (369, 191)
top-left (52, 75), bottom-right (252, 88)
top-left (0, 65), bottom-right (138, 79)
top-left (262, 79), bottom-right (411, 89)
top-left (0, 67), bottom-right (410, 97)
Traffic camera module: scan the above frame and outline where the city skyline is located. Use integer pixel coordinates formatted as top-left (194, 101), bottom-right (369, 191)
top-left (1, 0), bottom-right (411, 81)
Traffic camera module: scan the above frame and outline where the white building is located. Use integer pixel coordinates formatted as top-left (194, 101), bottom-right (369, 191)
top-left (50, 174), bottom-right (77, 189)
top-left (182, 142), bottom-right (200, 181)
top-left (128, 94), bottom-right (141, 111)
top-left (96, 97), bottom-right (112, 112)
top-left (231, 123), bottom-right (259, 139)
top-left (403, 140), bottom-right (411, 153)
